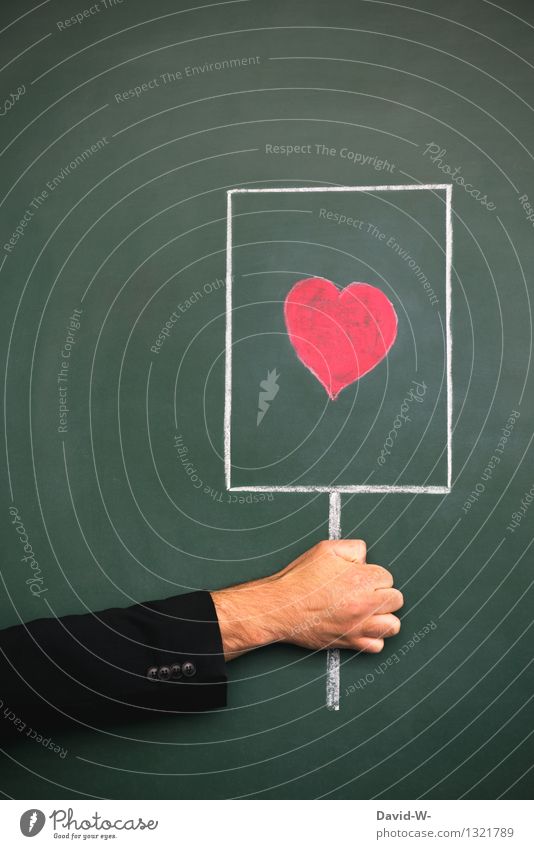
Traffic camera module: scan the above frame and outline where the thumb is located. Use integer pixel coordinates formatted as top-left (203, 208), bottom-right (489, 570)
top-left (332, 539), bottom-right (367, 563)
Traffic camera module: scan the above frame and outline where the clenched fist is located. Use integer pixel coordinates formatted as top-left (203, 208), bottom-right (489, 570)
top-left (211, 539), bottom-right (404, 660)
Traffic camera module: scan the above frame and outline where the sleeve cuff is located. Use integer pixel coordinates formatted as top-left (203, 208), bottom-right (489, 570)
top-left (137, 590), bottom-right (228, 713)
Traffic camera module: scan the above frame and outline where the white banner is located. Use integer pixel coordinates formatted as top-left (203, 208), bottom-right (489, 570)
top-left (0, 799), bottom-right (531, 848)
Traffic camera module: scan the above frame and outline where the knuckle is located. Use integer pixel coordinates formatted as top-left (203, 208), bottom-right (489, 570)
top-left (376, 565), bottom-right (394, 585)
top-left (368, 564), bottom-right (393, 585)
top-left (366, 569), bottom-right (384, 588)
top-left (353, 562), bottom-right (369, 580)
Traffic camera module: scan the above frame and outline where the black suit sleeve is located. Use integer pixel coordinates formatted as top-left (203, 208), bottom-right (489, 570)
top-left (0, 591), bottom-right (227, 732)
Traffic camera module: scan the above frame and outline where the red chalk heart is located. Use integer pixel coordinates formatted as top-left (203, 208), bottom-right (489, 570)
top-left (284, 277), bottom-right (398, 400)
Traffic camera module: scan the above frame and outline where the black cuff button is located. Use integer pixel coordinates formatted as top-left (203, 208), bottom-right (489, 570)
top-left (158, 665), bottom-right (171, 680)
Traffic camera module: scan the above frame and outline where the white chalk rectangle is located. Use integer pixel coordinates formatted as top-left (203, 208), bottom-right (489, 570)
top-left (225, 184), bottom-right (452, 494)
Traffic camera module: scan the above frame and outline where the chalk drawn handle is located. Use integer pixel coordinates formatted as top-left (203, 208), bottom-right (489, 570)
top-left (326, 491), bottom-right (341, 710)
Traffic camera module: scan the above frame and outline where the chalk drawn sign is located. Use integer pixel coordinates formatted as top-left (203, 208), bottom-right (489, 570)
top-left (225, 184), bottom-right (452, 708)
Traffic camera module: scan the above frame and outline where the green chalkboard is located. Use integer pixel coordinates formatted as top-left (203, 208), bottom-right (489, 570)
top-left (1, 0), bottom-right (533, 800)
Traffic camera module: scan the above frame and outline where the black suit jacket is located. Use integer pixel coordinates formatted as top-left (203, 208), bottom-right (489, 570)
top-left (0, 591), bottom-right (227, 734)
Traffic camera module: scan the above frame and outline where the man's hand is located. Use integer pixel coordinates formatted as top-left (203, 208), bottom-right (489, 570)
top-left (211, 540), bottom-right (403, 661)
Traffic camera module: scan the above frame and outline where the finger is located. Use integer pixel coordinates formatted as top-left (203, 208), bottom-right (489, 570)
top-left (352, 636), bottom-right (384, 654)
top-left (333, 539), bottom-right (366, 563)
top-left (365, 563), bottom-right (394, 588)
top-left (362, 614), bottom-right (401, 639)
top-left (371, 587), bottom-right (404, 613)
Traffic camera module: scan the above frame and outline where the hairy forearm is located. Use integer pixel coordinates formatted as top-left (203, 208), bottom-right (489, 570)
top-left (211, 577), bottom-right (289, 660)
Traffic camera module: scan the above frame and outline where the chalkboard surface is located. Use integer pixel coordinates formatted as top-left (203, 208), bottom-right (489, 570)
top-left (1, 0), bottom-right (533, 800)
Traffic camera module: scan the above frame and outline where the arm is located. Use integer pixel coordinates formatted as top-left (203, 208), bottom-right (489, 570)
top-left (0, 590), bottom-right (227, 731)
top-left (0, 540), bottom-right (403, 731)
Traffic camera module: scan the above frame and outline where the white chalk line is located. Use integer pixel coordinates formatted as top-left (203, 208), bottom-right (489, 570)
top-left (225, 184), bottom-right (453, 492)
top-left (446, 185), bottom-right (453, 490)
top-left (229, 485), bottom-right (451, 494)
top-left (224, 189), bottom-right (233, 490)
top-left (327, 491), bottom-right (341, 710)
top-left (229, 183), bottom-right (451, 194)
